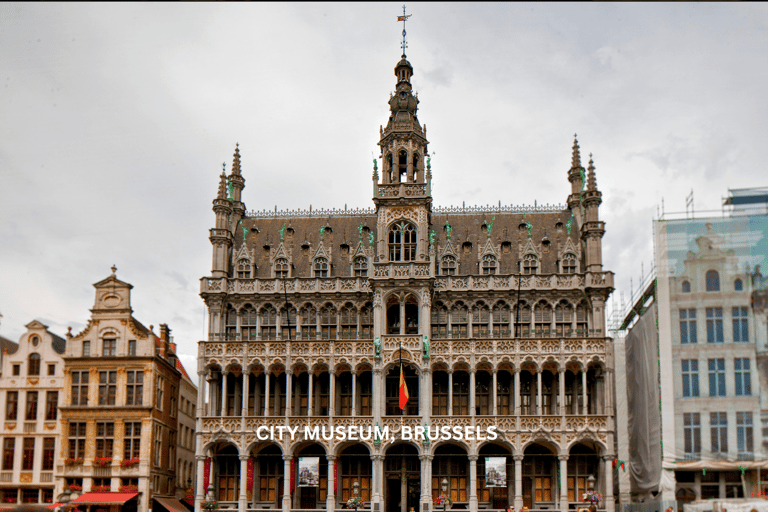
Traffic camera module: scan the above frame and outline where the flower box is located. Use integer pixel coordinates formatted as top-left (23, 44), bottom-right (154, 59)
top-left (91, 485), bottom-right (111, 493)
top-left (434, 494), bottom-right (452, 508)
top-left (120, 458), bottom-right (140, 468)
top-left (67, 485), bottom-right (83, 492)
top-left (93, 457), bottom-right (113, 468)
top-left (65, 458), bottom-right (84, 466)
top-left (582, 491), bottom-right (603, 504)
top-left (202, 501), bottom-right (219, 510)
top-left (119, 485), bottom-right (138, 493)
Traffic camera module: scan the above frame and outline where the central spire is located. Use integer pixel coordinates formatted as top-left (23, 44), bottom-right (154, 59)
top-left (398, 5), bottom-right (411, 58)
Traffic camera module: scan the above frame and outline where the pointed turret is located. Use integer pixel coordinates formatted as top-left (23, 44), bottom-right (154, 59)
top-left (587, 153), bottom-right (597, 191)
top-left (571, 135), bottom-right (582, 169)
top-left (228, 143), bottom-right (246, 216)
top-left (217, 171), bottom-right (227, 200)
top-left (231, 143), bottom-right (242, 176)
top-left (211, 164), bottom-right (234, 279)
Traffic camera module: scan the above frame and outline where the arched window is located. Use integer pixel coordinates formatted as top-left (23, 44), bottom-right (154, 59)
top-left (353, 256), bottom-right (368, 277)
top-left (482, 255), bottom-right (498, 275)
top-left (523, 254), bottom-right (538, 275)
top-left (735, 279), bottom-right (743, 291)
top-left (236, 259), bottom-right (251, 279)
top-left (299, 305), bottom-right (317, 339)
top-left (431, 302), bottom-right (448, 338)
top-left (534, 302), bottom-right (553, 336)
top-left (682, 280), bottom-right (691, 293)
top-left (555, 302), bottom-right (574, 336)
top-left (472, 303), bottom-right (490, 337)
top-left (28, 353), bottom-right (41, 376)
top-left (706, 270), bottom-right (720, 292)
top-left (492, 302), bottom-right (511, 337)
top-left (241, 305), bottom-right (257, 341)
top-left (562, 253), bottom-right (577, 274)
top-left (451, 303), bottom-right (468, 338)
top-left (385, 363), bottom-right (419, 415)
top-left (441, 255), bottom-right (457, 275)
top-left (412, 153), bottom-right (420, 183)
top-left (360, 303), bottom-right (373, 338)
top-left (275, 258), bottom-right (289, 279)
top-left (260, 305), bottom-right (277, 339)
top-left (388, 222), bottom-right (417, 262)
top-left (225, 306), bottom-right (237, 339)
top-left (314, 257), bottom-right (329, 278)
top-left (320, 305), bottom-right (337, 339)
top-left (340, 304), bottom-right (357, 338)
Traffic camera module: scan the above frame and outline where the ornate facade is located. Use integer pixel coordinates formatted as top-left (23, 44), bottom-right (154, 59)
top-left (196, 48), bottom-right (615, 512)
top-left (60, 269), bottom-right (195, 512)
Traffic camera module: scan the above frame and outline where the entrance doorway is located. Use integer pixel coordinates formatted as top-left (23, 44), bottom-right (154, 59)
top-left (385, 444), bottom-right (420, 512)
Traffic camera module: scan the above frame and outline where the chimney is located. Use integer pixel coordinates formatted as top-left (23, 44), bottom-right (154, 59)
top-left (159, 324), bottom-right (171, 358)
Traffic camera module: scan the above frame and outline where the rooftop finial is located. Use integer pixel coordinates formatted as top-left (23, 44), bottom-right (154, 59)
top-left (587, 153), bottom-right (597, 190)
top-left (571, 134), bottom-right (581, 169)
top-left (231, 143), bottom-right (241, 176)
top-left (398, 5), bottom-right (411, 58)
top-left (111, 265), bottom-right (117, 275)
top-left (217, 172), bottom-right (227, 199)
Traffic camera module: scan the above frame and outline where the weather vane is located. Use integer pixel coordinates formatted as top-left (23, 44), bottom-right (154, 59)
top-left (398, 5), bottom-right (411, 57)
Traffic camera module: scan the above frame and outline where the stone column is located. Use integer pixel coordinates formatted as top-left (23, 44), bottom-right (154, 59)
top-left (421, 366), bottom-right (431, 419)
top-left (559, 369), bottom-right (566, 417)
top-left (492, 369), bottom-right (498, 416)
top-left (239, 454), bottom-right (249, 510)
top-left (448, 371), bottom-right (453, 415)
top-left (195, 455), bottom-right (206, 512)
top-left (243, 372), bottom-right (249, 417)
top-left (372, 367), bottom-right (382, 423)
top-left (400, 301), bottom-right (406, 335)
top-left (537, 370), bottom-right (542, 416)
top-left (469, 454), bottom-right (478, 512)
top-left (582, 370), bottom-right (588, 415)
top-left (286, 370), bottom-right (293, 419)
top-left (470, 369), bottom-right (476, 417)
top-left (327, 456), bottom-right (337, 512)
top-left (308, 372), bottom-right (314, 416)
top-left (372, 454), bottom-right (384, 510)
top-left (283, 455), bottom-right (292, 512)
top-left (420, 454), bottom-right (433, 511)
top-left (330, 371), bottom-right (336, 417)
top-left (265, 373), bottom-right (271, 416)
top-left (514, 455), bottom-right (524, 509)
top-left (352, 371), bottom-right (357, 417)
top-left (603, 456), bottom-right (615, 512)
top-left (221, 371), bottom-right (228, 416)
top-left (559, 455), bottom-right (568, 512)
top-left (514, 370), bottom-right (521, 416)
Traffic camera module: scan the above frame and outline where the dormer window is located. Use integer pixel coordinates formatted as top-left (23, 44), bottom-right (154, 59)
top-left (354, 256), bottom-right (368, 277)
top-left (706, 270), bottom-right (720, 292)
top-left (482, 255), bottom-right (497, 275)
top-left (562, 253), bottom-right (577, 274)
top-left (236, 259), bottom-right (251, 279)
top-left (735, 279), bottom-right (743, 291)
top-left (103, 338), bottom-right (116, 357)
top-left (389, 222), bottom-right (416, 262)
top-left (441, 255), bottom-right (456, 275)
top-left (28, 353), bottom-right (41, 376)
top-left (523, 254), bottom-right (538, 275)
top-left (682, 281), bottom-right (691, 293)
top-left (314, 257), bottom-right (329, 278)
top-left (275, 258), bottom-right (289, 279)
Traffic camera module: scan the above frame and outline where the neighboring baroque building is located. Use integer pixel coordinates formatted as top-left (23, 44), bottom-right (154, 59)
top-left (196, 45), bottom-right (616, 512)
top-left (0, 321), bottom-right (64, 508)
top-left (59, 268), bottom-right (196, 512)
top-left (619, 188), bottom-right (768, 506)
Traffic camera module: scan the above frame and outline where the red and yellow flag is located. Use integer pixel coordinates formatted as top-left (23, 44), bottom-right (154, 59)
top-left (397, 16), bottom-right (406, 21)
top-left (399, 364), bottom-right (409, 410)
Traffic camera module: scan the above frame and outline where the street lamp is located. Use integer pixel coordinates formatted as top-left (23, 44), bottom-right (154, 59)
top-left (441, 478), bottom-right (449, 512)
top-left (352, 481), bottom-right (361, 511)
top-left (587, 475), bottom-right (595, 491)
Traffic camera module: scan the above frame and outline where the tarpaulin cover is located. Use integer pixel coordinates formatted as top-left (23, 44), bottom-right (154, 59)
top-left (72, 492), bottom-right (138, 505)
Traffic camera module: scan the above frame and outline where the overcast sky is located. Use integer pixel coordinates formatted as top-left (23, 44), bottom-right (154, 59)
top-left (1, 3), bottom-right (766, 373)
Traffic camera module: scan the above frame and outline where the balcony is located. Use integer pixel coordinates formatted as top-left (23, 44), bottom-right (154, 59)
top-left (201, 277), bottom-right (372, 295)
top-left (433, 272), bottom-right (614, 293)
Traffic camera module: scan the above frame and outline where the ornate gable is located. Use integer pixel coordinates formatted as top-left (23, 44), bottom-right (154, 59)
top-left (479, 238), bottom-right (499, 258)
top-left (519, 238), bottom-right (540, 259)
top-left (272, 243), bottom-right (290, 263)
top-left (234, 243), bottom-right (253, 263)
top-left (558, 236), bottom-right (581, 260)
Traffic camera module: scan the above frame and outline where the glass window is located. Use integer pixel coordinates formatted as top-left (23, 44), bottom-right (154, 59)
top-left (68, 422), bottom-right (86, 459)
top-left (737, 412), bottom-right (753, 458)
top-left (2, 438), bottom-right (15, 470)
top-left (684, 413), bottom-right (701, 458)
top-left (314, 257), bottom-right (329, 278)
top-left (735, 358), bottom-right (751, 396)
top-left (25, 391), bottom-right (38, 421)
top-left (102, 338), bottom-right (116, 356)
top-left (22, 438), bottom-right (34, 471)
top-left (128, 339), bottom-right (137, 356)
top-left (441, 255), bottom-right (457, 275)
top-left (710, 412), bottom-right (728, 455)
top-left (71, 371), bottom-right (89, 406)
top-left (708, 358), bottom-right (726, 397)
top-left (6, 391), bottom-right (18, 420)
top-left (734, 279), bottom-right (743, 291)
top-left (706, 307), bottom-right (724, 343)
top-left (682, 359), bottom-right (699, 397)
top-left (482, 255), bottom-right (497, 275)
top-left (12, 364), bottom-right (20, 376)
top-left (47, 364), bottom-right (55, 376)
top-left (126, 370), bottom-right (144, 405)
top-left (389, 222), bottom-right (417, 262)
top-left (124, 422), bottom-right (142, 460)
top-left (680, 309), bottom-right (697, 344)
top-left (682, 280), bottom-right (691, 293)
top-left (236, 259), bottom-right (251, 279)
top-left (95, 422), bottom-right (114, 458)
top-left (82, 340), bottom-right (90, 357)
top-left (733, 307), bottom-right (749, 343)
top-left (275, 258), bottom-right (289, 279)
top-left (98, 370), bottom-right (117, 405)
top-left (353, 256), bottom-right (368, 277)
top-left (523, 254), bottom-right (538, 274)
top-left (42, 437), bottom-right (55, 471)
top-left (706, 270), bottom-right (720, 291)
top-left (45, 391), bottom-right (58, 421)
top-left (28, 353), bottom-right (41, 376)
top-left (562, 253), bottom-right (577, 274)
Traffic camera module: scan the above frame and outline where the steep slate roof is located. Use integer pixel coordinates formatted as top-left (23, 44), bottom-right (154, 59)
top-left (237, 208), bottom-right (579, 278)
top-left (0, 334), bottom-right (18, 355)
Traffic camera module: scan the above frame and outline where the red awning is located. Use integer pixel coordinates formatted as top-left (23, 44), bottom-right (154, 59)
top-left (49, 503), bottom-right (63, 510)
top-left (154, 497), bottom-right (190, 512)
top-left (72, 492), bottom-right (139, 505)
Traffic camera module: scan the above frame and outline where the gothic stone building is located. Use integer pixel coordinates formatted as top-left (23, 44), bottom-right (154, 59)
top-left (196, 52), bottom-right (615, 512)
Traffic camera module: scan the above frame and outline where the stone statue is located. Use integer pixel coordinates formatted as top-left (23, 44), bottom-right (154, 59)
top-left (373, 337), bottom-right (381, 359)
top-left (423, 335), bottom-right (430, 358)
